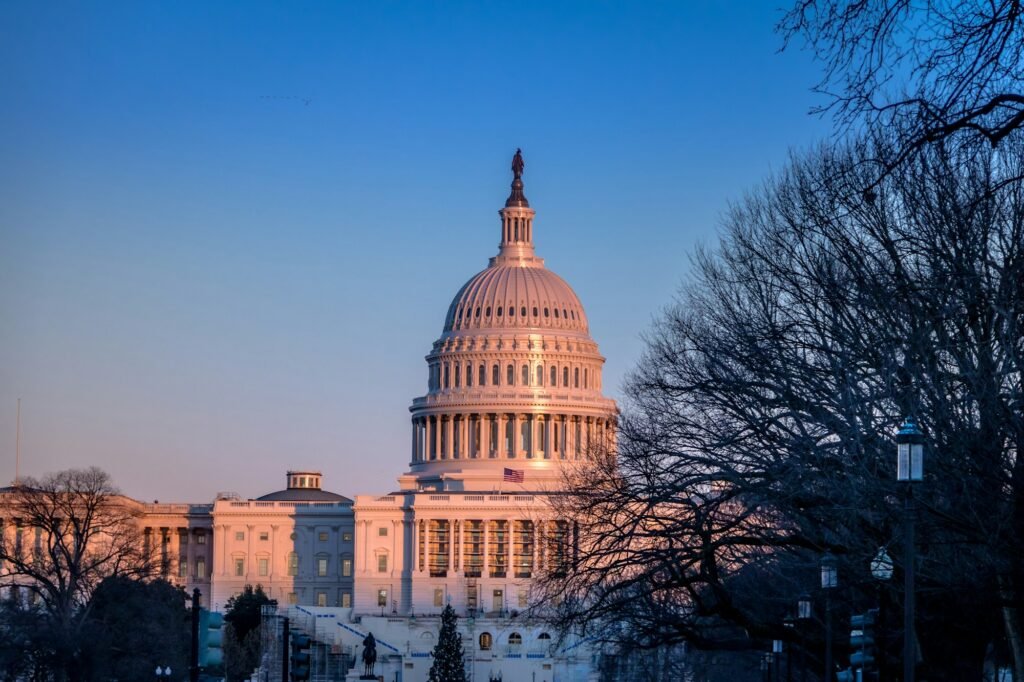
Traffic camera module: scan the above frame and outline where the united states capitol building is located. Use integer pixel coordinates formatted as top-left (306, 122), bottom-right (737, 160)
top-left (139, 152), bottom-right (618, 681)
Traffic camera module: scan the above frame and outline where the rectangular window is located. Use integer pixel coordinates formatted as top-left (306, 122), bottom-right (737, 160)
top-left (514, 520), bottom-right (535, 579)
top-left (319, 531), bottom-right (329, 542)
top-left (318, 558), bottom-right (329, 577)
top-left (434, 588), bottom-right (444, 607)
top-left (235, 531), bottom-right (244, 541)
top-left (196, 533), bottom-right (206, 545)
top-left (377, 554), bottom-right (388, 573)
top-left (259, 532), bottom-right (269, 541)
top-left (234, 558), bottom-right (244, 576)
top-left (342, 592), bottom-right (351, 608)
top-left (488, 520), bottom-right (507, 578)
top-left (258, 558), bottom-right (269, 576)
top-left (518, 589), bottom-right (528, 608)
top-left (428, 520), bottom-right (450, 577)
top-left (178, 558), bottom-right (188, 578)
top-left (196, 557), bottom-right (206, 578)
top-left (288, 554), bottom-right (299, 577)
top-left (317, 592), bottom-right (328, 607)
top-left (463, 520), bottom-right (483, 578)
top-left (492, 589), bottom-right (503, 612)
top-left (378, 527), bottom-right (388, 537)
top-left (342, 532), bottom-right (353, 542)
top-left (342, 558), bottom-right (352, 577)
top-left (180, 533), bottom-right (189, 545)
top-left (377, 589), bottom-right (388, 607)
top-left (288, 592), bottom-right (298, 605)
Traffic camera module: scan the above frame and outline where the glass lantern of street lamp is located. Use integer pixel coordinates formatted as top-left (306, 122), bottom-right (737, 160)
top-left (871, 548), bottom-right (894, 581)
top-left (896, 416), bottom-right (925, 482)
top-left (773, 639), bottom-right (783, 653)
top-left (821, 551), bottom-right (838, 590)
top-left (798, 594), bottom-right (812, 620)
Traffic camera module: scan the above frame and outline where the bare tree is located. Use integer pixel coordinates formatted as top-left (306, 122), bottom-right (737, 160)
top-left (539, 137), bottom-right (1024, 681)
top-left (780, 0), bottom-right (1024, 184)
top-left (0, 467), bottom-right (156, 680)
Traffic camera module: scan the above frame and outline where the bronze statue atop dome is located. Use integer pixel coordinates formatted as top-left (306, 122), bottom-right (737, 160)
top-left (512, 148), bottom-right (524, 179)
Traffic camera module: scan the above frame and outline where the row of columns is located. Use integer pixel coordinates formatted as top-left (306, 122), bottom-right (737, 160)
top-left (414, 519), bottom-right (572, 578)
top-left (411, 414), bottom-right (614, 462)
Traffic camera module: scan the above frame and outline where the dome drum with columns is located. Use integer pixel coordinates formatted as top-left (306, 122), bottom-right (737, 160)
top-left (402, 150), bottom-right (617, 492)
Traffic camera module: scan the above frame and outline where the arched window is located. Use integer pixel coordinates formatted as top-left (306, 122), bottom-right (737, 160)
top-left (475, 306), bottom-right (481, 318)
top-left (486, 306), bottom-right (491, 317)
top-left (536, 364), bottom-right (544, 386)
top-left (479, 632), bottom-right (492, 650)
top-left (550, 366), bottom-right (557, 385)
top-left (563, 367), bottom-right (569, 387)
top-left (507, 364), bottom-right (515, 385)
top-left (497, 306), bottom-right (503, 317)
top-left (479, 364), bottom-right (486, 386)
top-left (509, 306), bottom-right (515, 317)
top-left (454, 364), bottom-right (461, 388)
top-left (532, 306), bottom-right (538, 317)
top-left (521, 364), bottom-right (529, 386)
top-left (493, 364), bottom-right (500, 386)
top-left (553, 308), bottom-right (559, 318)
top-left (508, 632), bottom-right (522, 646)
top-left (521, 306), bottom-right (527, 317)
top-left (443, 364), bottom-right (450, 389)
top-left (574, 367), bottom-right (580, 388)
top-left (466, 363), bottom-right (473, 387)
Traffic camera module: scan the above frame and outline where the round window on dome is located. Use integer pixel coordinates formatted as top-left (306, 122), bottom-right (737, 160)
top-left (509, 306), bottom-right (515, 317)
top-left (497, 307), bottom-right (502, 317)
top-left (486, 306), bottom-right (492, 317)
top-left (475, 307), bottom-right (481, 318)
top-left (521, 306), bottom-right (527, 317)
top-left (553, 308), bottom-right (559, 318)
top-left (568, 309), bottom-right (573, 319)
top-left (545, 308), bottom-right (550, 317)
top-left (532, 306), bottom-right (538, 317)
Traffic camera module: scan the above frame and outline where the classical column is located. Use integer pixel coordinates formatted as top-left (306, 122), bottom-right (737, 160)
top-left (433, 416), bottom-right (441, 460)
top-left (482, 519), bottom-right (489, 575)
top-left (544, 415), bottom-right (553, 459)
top-left (511, 414), bottom-right (520, 458)
top-left (411, 419), bottom-right (417, 461)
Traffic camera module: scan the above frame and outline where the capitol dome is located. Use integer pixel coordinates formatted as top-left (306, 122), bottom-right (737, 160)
top-left (401, 150), bottom-right (617, 493)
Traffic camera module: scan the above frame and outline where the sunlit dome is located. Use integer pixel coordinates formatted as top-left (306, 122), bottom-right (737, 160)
top-left (443, 265), bottom-right (589, 334)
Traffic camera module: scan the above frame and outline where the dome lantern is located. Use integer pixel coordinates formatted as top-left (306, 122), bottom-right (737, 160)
top-left (497, 148), bottom-right (538, 264)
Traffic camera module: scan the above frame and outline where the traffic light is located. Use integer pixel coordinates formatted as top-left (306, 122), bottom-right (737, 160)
top-left (198, 609), bottom-right (224, 668)
top-left (850, 609), bottom-right (878, 671)
top-left (290, 632), bottom-right (311, 681)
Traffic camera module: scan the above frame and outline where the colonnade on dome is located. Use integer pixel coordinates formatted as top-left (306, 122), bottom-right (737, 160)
top-left (410, 412), bottom-right (614, 462)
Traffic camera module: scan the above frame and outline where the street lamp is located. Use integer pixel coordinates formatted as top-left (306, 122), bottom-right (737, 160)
top-left (796, 595), bottom-right (812, 682)
top-left (896, 417), bottom-right (924, 682)
top-left (155, 665), bottom-right (172, 681)
top-left (772, 639), bottom-right (784, 682)
top-left (821, 552), bottom-right (838, 682)
top-left (872, 547), bottom-right (894, 680)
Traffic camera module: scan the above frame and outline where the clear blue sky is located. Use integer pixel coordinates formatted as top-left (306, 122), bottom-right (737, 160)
top-left (0, 1), bottom-right (832, 501)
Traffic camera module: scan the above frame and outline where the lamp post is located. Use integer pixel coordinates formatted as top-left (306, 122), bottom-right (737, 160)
top-left (797, 595), bottom-right (812, 682)
top-left (773, 639), bottom-right (784, 682)
top-left (871, 548), bottom-right (894, 680)
top-left (155, 666), bottom-right (172, 681)
top-left (821, 552), bottom-right (838, 682)
top-left (896, 417), bottom-right (924, 682)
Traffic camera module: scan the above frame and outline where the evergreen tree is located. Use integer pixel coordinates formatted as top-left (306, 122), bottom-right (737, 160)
top-left (428, 604), bottom-right (467, 682)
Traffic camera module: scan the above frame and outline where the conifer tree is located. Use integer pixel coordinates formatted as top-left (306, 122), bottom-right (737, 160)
top-left (428, 604), bottom-right (467, 682)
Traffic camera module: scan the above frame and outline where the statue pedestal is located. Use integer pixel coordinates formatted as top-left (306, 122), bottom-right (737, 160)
top-left (344, 672), bottom-right (381, 681)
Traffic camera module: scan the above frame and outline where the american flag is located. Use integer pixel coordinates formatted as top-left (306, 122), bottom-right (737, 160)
top-left (503, 467), bottom-right (524, 483)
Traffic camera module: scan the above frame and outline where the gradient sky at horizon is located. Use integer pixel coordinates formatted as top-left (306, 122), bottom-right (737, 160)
top-left (0, 2), bottom-right (833, 501)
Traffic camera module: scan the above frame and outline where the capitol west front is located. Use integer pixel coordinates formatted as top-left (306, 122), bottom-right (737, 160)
top-left (10, 153), bottom-right (618, 681)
